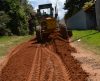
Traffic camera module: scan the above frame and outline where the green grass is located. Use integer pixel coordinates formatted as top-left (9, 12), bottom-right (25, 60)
top-left (0, 35), bottom-right (32, 57)
top-left (72, 30), bottom-right (100, 54)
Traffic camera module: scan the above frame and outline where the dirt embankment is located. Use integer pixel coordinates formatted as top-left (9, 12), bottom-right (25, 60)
top-left (71, 42), bottom-right (100, 81)
top-left (54, 39), bottom-right (88, 81)
top-left (0, 38), bottom-right (88, 81)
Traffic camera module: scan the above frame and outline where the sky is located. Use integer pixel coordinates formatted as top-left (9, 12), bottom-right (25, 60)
top-left (28, 0), bottom-right (67, 19)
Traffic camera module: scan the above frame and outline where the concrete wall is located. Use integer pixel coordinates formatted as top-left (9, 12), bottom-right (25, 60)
top-left (66, 10), bottom-right (87, 30)
top-left (66, 9), bottom-right (96, 30)
top-left (86, 12), bottom-right (97, 29)
top-left (95, 0), bottom-right (100, 31)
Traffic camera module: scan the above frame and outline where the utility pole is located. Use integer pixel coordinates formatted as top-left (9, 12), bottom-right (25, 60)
top-left (55, 0), bottom-right (59, 20)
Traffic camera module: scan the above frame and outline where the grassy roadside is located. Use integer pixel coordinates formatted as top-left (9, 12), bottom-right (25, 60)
top-left (0, 35), bottom-right (32, 57)
top-left (72, 30), bottom-right (100, 54)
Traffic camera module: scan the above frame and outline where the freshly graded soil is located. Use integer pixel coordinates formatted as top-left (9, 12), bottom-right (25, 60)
top-left (0, 37), bottom-right (88, 81)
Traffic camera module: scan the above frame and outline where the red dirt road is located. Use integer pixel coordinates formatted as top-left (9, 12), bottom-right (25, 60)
top-left (0, 38), bottom-right (88, 81)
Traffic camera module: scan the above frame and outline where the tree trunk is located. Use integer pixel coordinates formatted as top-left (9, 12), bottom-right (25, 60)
top-left (95, 0), bottom-right (100, 31)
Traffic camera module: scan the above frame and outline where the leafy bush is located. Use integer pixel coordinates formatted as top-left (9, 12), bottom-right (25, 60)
top-left (0, 11), bottom-right (11, 35)
top-left (7, 4), bottom-right (29, 35)
top-left (83, 1), bottom-right (94, 10)
top-left (0, 0), bottom-right (35, 36)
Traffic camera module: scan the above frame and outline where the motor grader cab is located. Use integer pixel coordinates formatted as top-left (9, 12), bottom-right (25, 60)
top-left (36, 3), bottom-right (58, 42)
top-left (37, 3), bottom-right (54, 18)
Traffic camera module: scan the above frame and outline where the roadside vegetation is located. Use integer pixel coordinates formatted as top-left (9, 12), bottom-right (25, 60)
top-left (0, 0), bottom-right (36, 57)
top-left (64, 0), bottom-right (92, 19)
top-left (0, 0), bottom-right (36, 36)
top-left (72, 30), bottom-right (100, 54)
top-left (0, 35), bottom-right (32, 57)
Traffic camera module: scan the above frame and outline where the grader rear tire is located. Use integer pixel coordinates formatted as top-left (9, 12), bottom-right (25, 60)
top-left (36, 30), bottom-right (42, 42)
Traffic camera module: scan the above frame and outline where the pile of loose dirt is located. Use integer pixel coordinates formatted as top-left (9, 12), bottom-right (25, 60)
top-left (54, 39), bottom-right (88, 81)
top-left (0, 37), bottom-right (88, 81)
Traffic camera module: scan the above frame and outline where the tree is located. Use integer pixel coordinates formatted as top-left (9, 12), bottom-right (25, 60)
top-left (0, 0), bottom-right (36, 35)
top-left (0, 0), bottom-right (10, 12)
top-left (0, 11), bottom-right (11, 35)
top-left (6, 0), bottom-right (29, 35)
top-left (95, 0), bottom-right (100, 31)
top-left (83, 1), bottom-right (94, 10)
top-left (64, 0), bottom-right (91, 19)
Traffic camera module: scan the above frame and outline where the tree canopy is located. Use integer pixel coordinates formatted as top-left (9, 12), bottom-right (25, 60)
top-left (64, 0), bottom-right (91, 19)
top-left (0, 0), bottom-right (35, 36)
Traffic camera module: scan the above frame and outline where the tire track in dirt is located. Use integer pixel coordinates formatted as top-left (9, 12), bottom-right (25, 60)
top-left (0, 41), bottom-right (39, 81)
top-left (44, 47), bottom-right (71, 81)
top-left (42, 48), bottom-right (54, 81)
top-left (27, 45), bottom-right (40, 81)
top-left (27, 45), bottom-right (71, 81)
top-left (0, 41), bottom-right (31, 74)
top-left (0, 38), bottom-right (88, 81)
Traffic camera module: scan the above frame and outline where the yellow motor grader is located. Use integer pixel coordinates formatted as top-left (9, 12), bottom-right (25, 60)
top-left (36, 3), bottom-right (72, 42)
